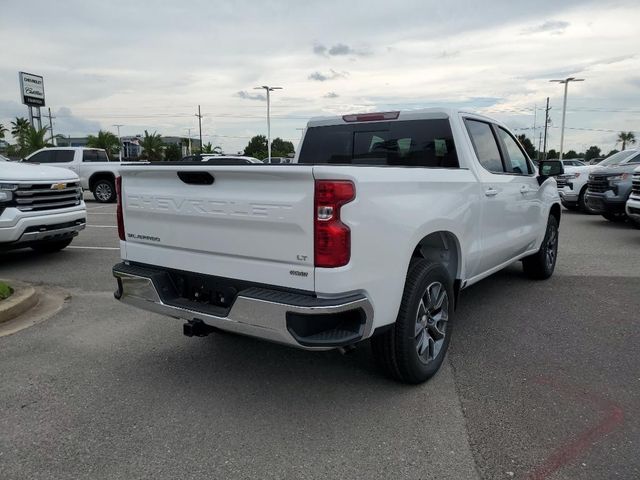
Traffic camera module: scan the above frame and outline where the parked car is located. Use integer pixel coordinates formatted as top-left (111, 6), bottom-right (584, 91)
top-left (589, 157), bottom-right (605, 165)
top-left (23, 147), bottom-right (121, 203)
top-left (625, 166), bottom-right (640, 227)
top-left (266, 156), bottom-right (293, 164)
top-left (562, 159), bottom-right (587, 171)
top-left (557, 163), bottom-right (597, 213)
top-left (1, 161), bottom-right (86, 252)
top-left (112, 108), bottom-right (563, 384)
top-left (585, 148), bottom-right (640, 223)
top-left (181, 154), bottom-right (262, 164)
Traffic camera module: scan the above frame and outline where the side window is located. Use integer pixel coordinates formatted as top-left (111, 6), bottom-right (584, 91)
top-left (96, 151), bottom-right (109, 162)
top-left (54, 151), bottom-right (75, 163)
top-left (497, 128), bottom-right (531, 175)
top-left (627, 153), bottom-right (640, 164)
top-left (464, 119), bottom-right (504, 173)
top-left (24, 150), bottom-right (53, 163)
top-left (82, 150), bottom-right (97, 162)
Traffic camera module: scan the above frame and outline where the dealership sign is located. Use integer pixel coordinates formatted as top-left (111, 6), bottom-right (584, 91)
top-left (19, 72), bottom-right (46, 107)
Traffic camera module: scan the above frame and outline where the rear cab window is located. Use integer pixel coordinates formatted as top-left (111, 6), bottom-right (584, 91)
top-left (298, 118), bottom-right (459, 168)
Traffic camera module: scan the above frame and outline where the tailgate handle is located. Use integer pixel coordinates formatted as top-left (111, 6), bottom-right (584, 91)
top-left (177, 172), bottom-right (214, 185)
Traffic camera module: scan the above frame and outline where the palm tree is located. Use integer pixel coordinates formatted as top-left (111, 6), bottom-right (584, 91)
top-left (10, 117), bottom-right (30, 151)
top-left (617, 131), bottom-right (636, 150)
top-left (139, 130), bottom-right (164, 161)
top-left (86, 130), bottom-right (121, 158)
top-left (24, 125), bottom-right (53, 154)
top-left (0, 123), bottom-right (7, 140)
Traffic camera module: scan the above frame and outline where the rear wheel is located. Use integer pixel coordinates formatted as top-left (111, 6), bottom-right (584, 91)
top-left (602, 212), bottom-right (626, 223)
top-left (30, 238), bottom-right (73, 253)
top-left (522, 215), bottom-right (559, 280)
top-left (371, 259), bottom-right (453, 384)
top-left (93, 179), bottom-right (116, 203)
top-left (578, 187), bottom-right (596, 214)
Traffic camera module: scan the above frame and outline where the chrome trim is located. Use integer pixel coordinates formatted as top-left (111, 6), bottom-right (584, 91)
top-left (18, 222), bottom-right (86, 242)
top-left (113, 270), bottom-right (374, 351)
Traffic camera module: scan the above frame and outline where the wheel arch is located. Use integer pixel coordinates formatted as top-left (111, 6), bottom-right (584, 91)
top-left (550, 202), bottom-right (561, 226)
top-left (88, 171), bottom-right (116, 192)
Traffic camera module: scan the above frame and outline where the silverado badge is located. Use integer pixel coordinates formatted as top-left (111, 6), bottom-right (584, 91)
top-left (50, 183), bottom-right (67, 190)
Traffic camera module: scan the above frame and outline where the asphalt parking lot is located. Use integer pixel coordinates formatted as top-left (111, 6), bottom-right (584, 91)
top-left (1, 197), bottom-right (639, 480)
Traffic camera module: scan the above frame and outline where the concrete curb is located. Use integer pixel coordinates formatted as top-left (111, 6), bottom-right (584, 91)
top-left (0, 280), bottom-right (38, 324)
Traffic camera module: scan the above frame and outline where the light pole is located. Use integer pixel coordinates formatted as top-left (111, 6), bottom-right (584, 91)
top-left (549, 77), bottom-right (584, 160)
top-left (113, 124), bottom-right (124, 161)
top-left (184, 128), bottom-right (192, 155)
top-left (254, 85), bottom-right (283, 163)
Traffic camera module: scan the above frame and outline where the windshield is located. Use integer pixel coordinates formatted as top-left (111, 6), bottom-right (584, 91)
top-left (598, 150), bottom-right (638, 166)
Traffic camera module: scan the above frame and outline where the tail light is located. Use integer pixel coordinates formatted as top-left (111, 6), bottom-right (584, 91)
top-left (314, 180), bottom-right (355, 268)
top-left (116, 176), bottom-right (125, 241)
top-left (342, 111), bottom-right (399, 122)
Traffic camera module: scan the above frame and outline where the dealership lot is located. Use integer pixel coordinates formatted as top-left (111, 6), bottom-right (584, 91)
top-left (1, 199), bottom-right (639, 479)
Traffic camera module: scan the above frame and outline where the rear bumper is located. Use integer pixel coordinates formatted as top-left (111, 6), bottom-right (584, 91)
top-left (113, 262), bottom-right (374, 350)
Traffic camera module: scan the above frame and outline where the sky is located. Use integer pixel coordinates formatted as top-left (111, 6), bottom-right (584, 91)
top-left (1, 0), bottom-right (639, 155)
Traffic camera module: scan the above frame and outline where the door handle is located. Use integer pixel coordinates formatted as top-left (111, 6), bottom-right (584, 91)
top-left (485, 188), bottom-right (498, 197)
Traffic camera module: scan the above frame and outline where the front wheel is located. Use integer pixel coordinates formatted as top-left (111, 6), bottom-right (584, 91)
top-left (30, 238), bottom-right (73, 253)
top-left (578, 188), bottom-right (596, 214)
top-left (371, 259), bottom-right (453, 384)
top-left (93, 179), bottom-right (116, 203)
top-left (522, 215), bottom-right (559, 280)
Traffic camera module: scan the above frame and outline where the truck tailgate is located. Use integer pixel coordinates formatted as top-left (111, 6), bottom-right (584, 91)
top-left (120, 165), bottom-right (315, 291)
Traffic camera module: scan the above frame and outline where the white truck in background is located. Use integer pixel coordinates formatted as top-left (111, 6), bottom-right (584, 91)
top-left (0, 160), bottom-right (86, 252)
top-left (112, 108), bottom-right (564, 384)
top-left (23, 147), bottom-right (121, 203)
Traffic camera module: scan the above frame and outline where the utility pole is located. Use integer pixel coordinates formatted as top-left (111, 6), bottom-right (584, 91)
top-left (113, 124), bottom-right (124, 161)
top-left (537, 132), bottom-right (543, 161)
top-left (550, 77), bottom-right (584, 160)
top-left (186, 128), bottom-right (192, 155)
top-left (196, 106), bottom-right (203, 153)
top-left (254, 85), bottom-right (283, 163)
top-left (542, 97), bottom-right (551, 160)
top-left (47, 107), bottom-right (56, 144)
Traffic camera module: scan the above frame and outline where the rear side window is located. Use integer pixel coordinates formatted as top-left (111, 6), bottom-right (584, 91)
top-left (83, 150), bottom-right (108, 162)
top-left (298, 119), bottom-right (459, 168)
top-left (96, 150), bottom-right (109, 162)
top-left (55, 151), bottom-right (75, 163)
top-left (465, 119), bottom-right (504, 173)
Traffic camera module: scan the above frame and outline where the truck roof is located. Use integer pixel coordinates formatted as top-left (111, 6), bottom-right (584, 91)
top-left (307, 107), bottom-right (498, 128)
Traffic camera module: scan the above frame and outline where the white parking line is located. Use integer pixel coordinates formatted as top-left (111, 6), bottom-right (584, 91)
top-left (86, 225), bottom-right (117, 228)
top-left (67, 246), bottom-right (120, 251)
top-left (87, 212), bottom-right (116, 215)
top-left (86, 205), bottom-right (114, 210)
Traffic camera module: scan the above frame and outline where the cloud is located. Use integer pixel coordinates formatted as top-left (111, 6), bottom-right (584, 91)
top-left (323, 92), bottom-right (339, 98)
top-left (313, 42), bottom-right (369, 57)
top-left (235, 90), bottom-right (266, 101)
top-left (308, 69), bottom-right (349, 81)
top-left (522, 20), bottom-right (570, 35)
top-left (438, 50), bottom-right (460, 59)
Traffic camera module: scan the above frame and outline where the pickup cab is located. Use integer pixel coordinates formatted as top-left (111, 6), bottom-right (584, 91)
top-left (1, 160), bottom-right (86, 252)
top-left (23, 147), bottom-right (121, 203)
top-left (112, 108), bottom-right (563, 384)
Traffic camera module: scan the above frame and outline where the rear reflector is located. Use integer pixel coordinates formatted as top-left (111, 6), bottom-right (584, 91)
top-left (314, 180), bottom-right (355, 268)
top-left (342, 111), bottom-right (400, 122)
top-left (116, 176), bottom-right (125, 241)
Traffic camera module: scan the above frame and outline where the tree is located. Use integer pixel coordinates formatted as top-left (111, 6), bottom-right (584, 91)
top-left (617, 131), bottom-right (636, 150)
top-left (271, 138), bottom-right (295, 158)
top-left (164, 143), bottom-right (182, 161)
top-left (606, 149), bottom-right (619, 157)
top-left (584, 145), bottom-right (601, 162)
top-left (516, 134), bottom-right (536, 159)
top-left (243, 135), bottom-right (268, 159)
top-left (564, 150), bottom-right (578, 159)
top-left (139, 130), bottom-right (164, 161)
top-left (0, 123), bottom-right (7, 140)
top-left (86, 130), bottom-right (121, 158)
top-left (10, 117), bottom-right (30, 153)
top-left (24, 125), bottom-right (53, 154)
top-left (200, 142), bottom-right (221, 154)
top-left (547, 149), bottom-right (558, 159)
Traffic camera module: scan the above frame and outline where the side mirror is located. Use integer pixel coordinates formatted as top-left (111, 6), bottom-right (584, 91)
top-left (537, 160), bottom-right (564, 185)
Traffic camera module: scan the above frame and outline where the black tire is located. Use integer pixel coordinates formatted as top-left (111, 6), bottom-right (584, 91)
top-left (371, 259), bottom-right (454, 384)
top-left (93, 179), bottom-right (116, 203)
top-left (522, 215), bottom-right (559, 280)
top-left (602, 212), bottom-right (626, 223)
top-left (578, 187), bottom-right (595, 214)
top-left (30, 238), bottom-right (73, 253)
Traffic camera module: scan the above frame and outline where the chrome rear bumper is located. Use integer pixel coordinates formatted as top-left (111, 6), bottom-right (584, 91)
top-left (113, 263), bottom-right (374, 350)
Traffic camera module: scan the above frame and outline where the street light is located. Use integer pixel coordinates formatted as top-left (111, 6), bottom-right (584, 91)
top-left (254, 85), bottom-right (283, 163)
top-left (113, 124), bottom-right (124, 161)
top-left (549, 77), bottom-right (584, 160)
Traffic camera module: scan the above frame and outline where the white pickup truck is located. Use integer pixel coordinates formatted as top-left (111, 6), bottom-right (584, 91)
top-left (1, 158), bottom-right (86, 252)
top-left (112, 108), bottom-right (563, 383)
top-left (24, 147), bottom-right (121, 203)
